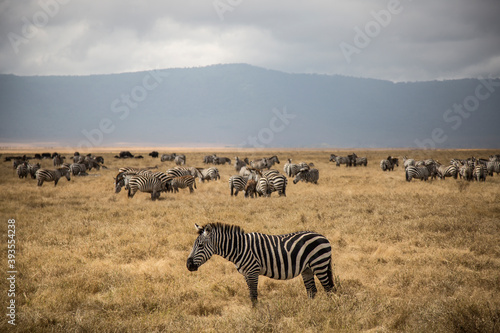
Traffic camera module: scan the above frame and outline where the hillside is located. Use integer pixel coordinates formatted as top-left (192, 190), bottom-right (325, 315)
top-left (1, 64), bottom-right (499, 148)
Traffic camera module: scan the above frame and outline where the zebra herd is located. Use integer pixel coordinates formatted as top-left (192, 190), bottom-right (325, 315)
top-left (227, 156), bottom-right (319, 198)
top-left (403, 155), bottom-right (500, 182)
top-left (11, 152), bottom-right (106, 186)
top-left (329, 153), bottom-right (368, 167)
top-left (113, 166), bottom-right (220, 200)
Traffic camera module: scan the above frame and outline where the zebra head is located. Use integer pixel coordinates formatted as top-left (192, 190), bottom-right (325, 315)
top-left (187, 224), bottom-right (216, 272)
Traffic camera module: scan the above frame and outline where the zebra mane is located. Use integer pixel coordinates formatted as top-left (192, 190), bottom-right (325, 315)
top-left (200, 222), bottom-right (245, 235)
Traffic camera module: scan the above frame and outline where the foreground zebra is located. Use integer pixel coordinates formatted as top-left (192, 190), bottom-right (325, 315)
top-left (35, 167), bottom-right (71, 186)
top-left (186, 223), bottom-right (337, 305)
top-left (127, 174), bottom-right (162, 200)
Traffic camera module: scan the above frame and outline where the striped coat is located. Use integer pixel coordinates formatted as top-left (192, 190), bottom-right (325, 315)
top-left (35, 167), bottom-right (71, 186)
top-left (187, 223), bottom-right (336, 304)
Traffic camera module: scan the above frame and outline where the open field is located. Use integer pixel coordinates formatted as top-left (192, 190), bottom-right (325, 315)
top-left (1, 149), bottom-right (499, 332)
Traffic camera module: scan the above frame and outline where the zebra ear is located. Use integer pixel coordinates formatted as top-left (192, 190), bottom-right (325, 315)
top-left (195, 224), bottom-right (203, 233)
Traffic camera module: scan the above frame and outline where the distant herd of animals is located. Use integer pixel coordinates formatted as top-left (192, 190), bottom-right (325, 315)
top-left (6, 151), bottom-right (499, 196)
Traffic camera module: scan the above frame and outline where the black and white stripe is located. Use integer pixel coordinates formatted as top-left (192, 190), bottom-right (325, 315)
top-left (486, 161), bottom-right (500, 176)
top-left (329, 154), bottom-right (351, 167)
top-left (69, 163), bottom-right (88, 176)
top-left (380, 156), bottom-right (399, 171)
top-left (16, 162), bottom-right (29, 178)
top-left (170, 175), bottom-right (197, 193)
top-left (186, 223), bottom-right (336, 304)
top-left (436, 163), bottom-right (458, 180)
top-left (250, 155), bottom-right (280, 170)
top-left (266, 173), bottom-right (287, 197)
top-left (27, 163), bottom-right (41, 179)
top-left (228, 175), bottom-right (248, 196)
top-left (405, 165), bottom-right (429, 182)
top-left (127, 174), bottom-right (162, 200)
top-left (35, 167), bottom-right (71, 186)
top-left (293, 168), bottom-right (319, 184)
top-left (473, 163), bottom-right (487, 182)
top-left (199, 167), bottom-right (220, 182)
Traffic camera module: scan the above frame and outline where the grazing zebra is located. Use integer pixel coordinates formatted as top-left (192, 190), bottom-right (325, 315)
top-left (35, 167), bottom-right (71, 186)
top-left (329, 154), bottom-right (351, 167)
top-left (486, 161), bottom-right (500, 176)
top-left (244, 179), bottom-right (257, 198)
top-left (167, 167), bottom-right (203, 182)
top-left (293, 168), bottom-right (319, 184)
top-left (161, 153), bottom-right (177, 162)
top-left (283, 159), bottom-right (309, 177)
top-left (405, 165), bottom-right (430, 182)
top-left (239, 166), bottom-right (262, 181)
top-left (16, 162), bottom-right (29, 178)
top-left (213, 156), bottom-right (231, 165)
top-left (265, 173), bottom-right (287, 197)
top-left (251, 156), bottom-right (280, 170)
top-left (186, 223), bottom-right (337, 305)
top-left (199, 167), bottom-right (220, 182)
top-left (69, 163), bottom-right (87, 176)
top-left (127, 174), bottom-right (162, 200)
top-left (436, 163), bottom-right (458, 180)
top-left (174, 155), bottom-right (186, 165)
top-left (170, 175), bottom-right (197, 193)
top-left (28, 162), bottom-right (41, 179)
top-left (229, 175), bottom-right (248, 196)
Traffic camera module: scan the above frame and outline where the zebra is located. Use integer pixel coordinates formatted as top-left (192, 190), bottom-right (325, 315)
top-left (27, 162), bottom-right (41, 179)
top-left (127, 174), bottom-right (162, 200)
top-left (167, 167), bottom-right (203, 182)
top-left (283, 159), bottom-right (308, 177)
top-left (293, 168), bottom-right (319, 184)
top-left (234, 156), bottom-right (248, 172)
top-left (459, 164), bottom-right (473, 181)
top-left (53, 154), bottom-right (64, 167)
top-left (174, 155), bottom-right (186, 165)
top-left (239, 166), bottom-right (262, 181)
top-left (436, 163), bottom-right (458, 180)
top-left (69, 163), bottom-right (87, 176)
top-left (329, 154), bottom-right (351, 167)
top-left (473, 162), bottom-right (487, 182)
top-left (267, 173), bottom-right (287, 196)
top-left (354, 156), bottom-right (368, 167)
top-left (380, 156), bottom-right (399, 171)
top-left (405, 165), bottom-right (430, 182)
top-left (250, 156), bottom-right (280, 170)
top-left (35, 167), bottom-right (71, 186)
top-left (199, 167), bottom-right (220, 182)
top-left (256, 177), bottom-right (272, 197)
top-left (403, 156), bottom-right (415, 169)
top-left (486, 161), bottom-right (500, 176)
top-left (16, 162), bottom-right (29, 178)
top-left (229, 175), bottom-right (248, 196)
top-left (203, 154), bottom-right (216, 164)
top-left (170, 175), bottom-right (197, 193)
top-left (161, 153), bottom-right (177, 162)
top-left (186, 223), bottom-right (337, 305)
top-left (213, 156), bottom-right (231, 165)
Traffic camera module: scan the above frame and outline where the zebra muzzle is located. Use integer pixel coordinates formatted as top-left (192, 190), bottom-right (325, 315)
top-left (186, 258), bottom-right (198, 271)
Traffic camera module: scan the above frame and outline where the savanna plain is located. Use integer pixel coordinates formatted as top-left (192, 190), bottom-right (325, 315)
top-left (1, 149), bottom-right (499, 332)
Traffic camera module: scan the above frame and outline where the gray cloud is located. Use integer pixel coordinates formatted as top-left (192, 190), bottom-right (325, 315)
top-left (1, 0), bottom-right (499, 81)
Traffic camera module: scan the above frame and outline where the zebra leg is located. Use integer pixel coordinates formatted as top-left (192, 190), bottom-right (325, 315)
top-left (54, 178), bottom-right (59, 186)
top-left (301, 268), bottom-right (318, 298)
top-left (315, 262), bottom-right (336, 293)
top-left (244, 273), bottom-right (259, 306)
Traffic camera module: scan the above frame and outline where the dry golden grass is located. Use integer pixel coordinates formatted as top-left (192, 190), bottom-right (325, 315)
top-left (1, 149), bottom-right (499, 332)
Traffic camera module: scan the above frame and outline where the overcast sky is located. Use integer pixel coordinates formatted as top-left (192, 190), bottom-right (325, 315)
top-left (1, 0), bottom-right (499, 81)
